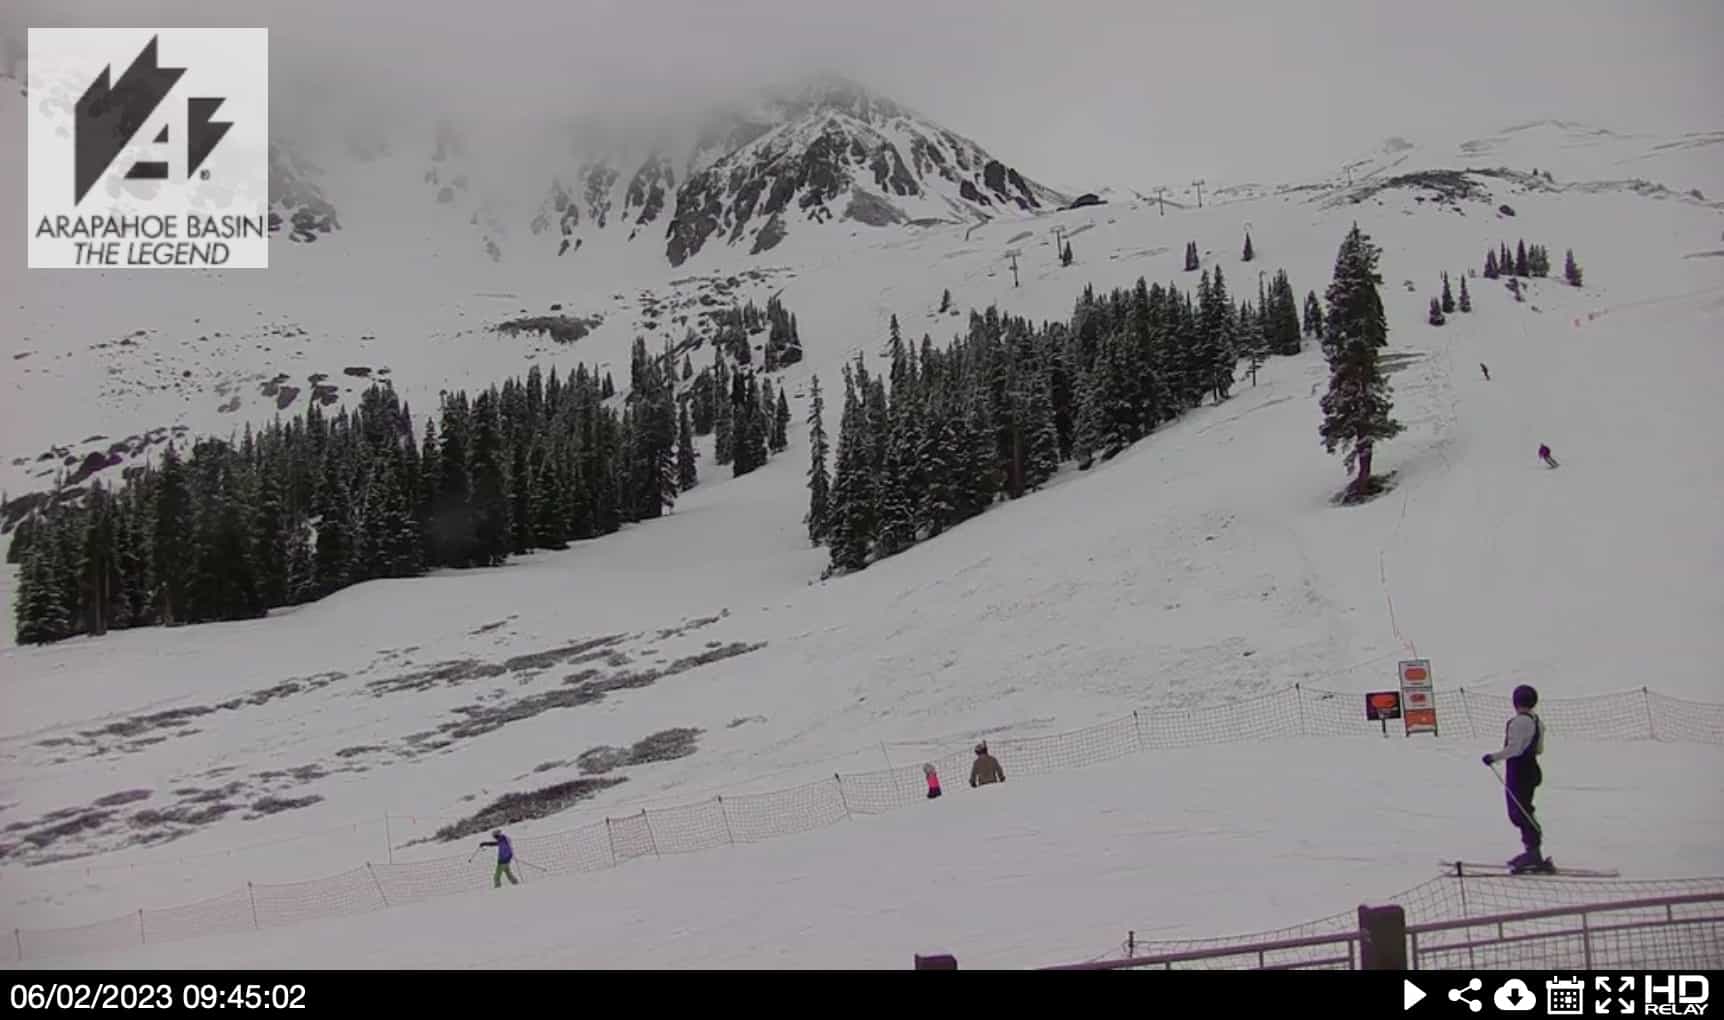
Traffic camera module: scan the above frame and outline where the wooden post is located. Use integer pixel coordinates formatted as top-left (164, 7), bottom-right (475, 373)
top-left (1009, 252), bottom-right (1020, 288)
top-left (1295, 683), bottom-right (1307, 736)
top-left (137, 909), bottom-right (145, 945)
top-left (641, 810), bottom-right (659, 858)
top-left (1642, 686), bottom-right (1657, 740)
top-left (248, 882), bottom-right (259, 929)
top-left (1132, 710), bottom-right (1143, 751)
top-left (1357, 904), bottom-right (1407, 969)
top-left (834, 775), bottom-right (851, 821)
top-left (367, 863), bottom-right (389, 907)
top-left (1127, 930), bottom-right (1136, 958)
top-left (14, 928), bottom-right (22, 962)
top-left (384, 813), bottom-right (393, 864)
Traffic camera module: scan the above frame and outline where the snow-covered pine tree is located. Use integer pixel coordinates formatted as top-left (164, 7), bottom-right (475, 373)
top-left (772, 385), bottom-right (791, 453)
top-left (1564, 249), bottom-right (1583, 287)
top-left (939, 288), bottom-right (953, 313)
top-left (1441, 272), bottom-right (1455, 313)
top-left (1242, 232), bottom-right (1255, 262)
top-left (1071, 363), bottom-right (1104, 470)
top-left (15, 538), bottom-right (70, 644)
top-left (1185, 241), bottom-right (1200, 271)
top-left (804, 374), bottom-right (832, 545)
top-left (1515, 240), bottom-right (1529, 277)
top-left (1484, 248), bottom-right (1500, 279)
top-left (1459, 274), bottom-right (1472, 312)
top-left (826, 367), bottom-right (874, 571)
top-left (874, 408), bottom-right (917, 557)
top-left (1428, 296), bottom-right (1446, 326)
top-left (1319, 224), bottom-right (1404, 501)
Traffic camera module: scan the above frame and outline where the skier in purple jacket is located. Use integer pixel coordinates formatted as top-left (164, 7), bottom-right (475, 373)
top-left (478, 830), bottom-right (519, 888)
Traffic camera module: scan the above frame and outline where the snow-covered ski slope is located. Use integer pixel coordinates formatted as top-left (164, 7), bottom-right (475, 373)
top-left (3, 115), bottom-right (1723, 967)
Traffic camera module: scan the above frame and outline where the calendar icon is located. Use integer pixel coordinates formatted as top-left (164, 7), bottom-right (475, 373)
top-left (1547, 976), bottom-right (1586, 1015)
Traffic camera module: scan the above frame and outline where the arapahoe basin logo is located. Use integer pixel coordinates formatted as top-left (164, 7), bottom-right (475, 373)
top-left (27, 28), bottom-right (270, 269)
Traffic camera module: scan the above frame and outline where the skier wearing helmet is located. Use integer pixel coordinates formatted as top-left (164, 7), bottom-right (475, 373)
top-left (478, 829), bottom-right (519, 888)
top-left (1482, 684), bottom-right (1550, 873)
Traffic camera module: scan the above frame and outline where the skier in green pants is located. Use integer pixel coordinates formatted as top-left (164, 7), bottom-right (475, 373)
top-left (478, 829), bottom-right (519, 888)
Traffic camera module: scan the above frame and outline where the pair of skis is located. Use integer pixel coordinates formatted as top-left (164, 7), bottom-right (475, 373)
top-left (1439, 859), bottom-right (1620, 878)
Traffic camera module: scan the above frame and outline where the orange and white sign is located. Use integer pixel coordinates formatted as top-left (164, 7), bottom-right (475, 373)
top-left (1398, 659), bottom-right (1438, 736)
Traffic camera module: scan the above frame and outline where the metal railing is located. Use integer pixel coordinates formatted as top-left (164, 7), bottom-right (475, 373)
top-left (1406, 891), bottom-right (1724, 970)
top-left (1036, 890), bottom-right (1724, 972)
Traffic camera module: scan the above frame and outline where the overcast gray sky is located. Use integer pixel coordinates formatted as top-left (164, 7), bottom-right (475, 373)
top-left (7, 0), bottom-right (1720, 192)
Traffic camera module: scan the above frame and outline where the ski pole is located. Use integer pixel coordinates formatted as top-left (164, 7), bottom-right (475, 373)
top-left (1488, 762), bottom-right (1543, 834)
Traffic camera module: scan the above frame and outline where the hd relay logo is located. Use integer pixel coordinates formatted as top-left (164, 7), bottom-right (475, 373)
top-left (27, 28), bottom-right (269, 269)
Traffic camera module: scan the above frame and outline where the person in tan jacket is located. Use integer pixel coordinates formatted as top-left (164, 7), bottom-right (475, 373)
top-left (969, 742), bottom-right (1004, 787)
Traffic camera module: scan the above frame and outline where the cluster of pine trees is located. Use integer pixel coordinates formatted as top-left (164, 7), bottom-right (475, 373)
top-left (714, 294), bottom-right (804, 371)
top-left (684, 347), bottom-right (791, 478)
top-left (1429, 270), bottom-right (1472, 325)
top-left (10, 337), bottom-right (719, 645)
top-left (1482, 239), bottom-right (1567, 280)
top-left (805, 265), bottom-right (1307, 574)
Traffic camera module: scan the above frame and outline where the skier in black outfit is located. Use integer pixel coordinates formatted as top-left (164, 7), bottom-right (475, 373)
top-left (1483, 684), bottom-right (1550, 873)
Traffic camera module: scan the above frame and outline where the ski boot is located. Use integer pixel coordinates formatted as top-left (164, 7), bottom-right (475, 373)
top-left (1510, 855), bottom-right (1555, 875)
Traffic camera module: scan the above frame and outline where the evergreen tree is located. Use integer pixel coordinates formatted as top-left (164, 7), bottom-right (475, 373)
top-left (313, 453), bottom-right (357, 595)
top-left (1564, 248), bottom-right (1583, 287)
top-left (682, 355), bottom-right (693, 381)
top-left (1242, 232), bottom-right (1255, 262)
top-left (153, 443), bottom-right (193, 624)
top-left (1428, 296), bottom-right (1446, 326)
top-left (826, 368), bottom-right (874, 571)
top-left (1529, 244), bottom-right (1550, 278)
top-left (772, 385), bottom-right (791, 453)
top-left (1319, 224), bottom-right (1404, 501)
top-left (939, 288), bottom-right (952, 314)
top-left (1061, 241), bottom-right (1073, 267)
top-left (1071, 365), bottom-right (1104, 470)
top-left (1303, 289), bottom-right (1324, 338)
top-left (1244, 301), bottom-right (1270, 384)
top-left (1023, 367), bottom-right (1061, 490)
top-left (1184, 241), bottom-right (1200, 272)
top-left (528, 442), bottom-right (566, 550)
top-left (1441, 272), bottom-right (1456, 314)
top-left (874, 409), bottom-right (918, 557)
top-left (677, 402), bottom-right (699, 492)
top-left (804, 374), bottom-right (832, 545)
top-left (15, 539), bottom-right (70, 644)
top-left (1458, 274), bottom-right (1472, 312)
top-left (79, 480), bottom-right (118, 635)
top-left (1269, 270), bottom-right (1302, 355)
top-left (469, 390), bottom-right (512, 566)
top-left (1484, 249), bottom-right (1500, 279)
top-left (1515, 239), bottom-right (1528, 277)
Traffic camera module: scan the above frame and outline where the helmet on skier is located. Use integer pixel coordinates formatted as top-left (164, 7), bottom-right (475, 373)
top-left (975, 742), bottom-right (987, 755)
top-left (1513, 684), bottom-right (1539, 709)
top-left (492, 829), bottom-right (503, 838)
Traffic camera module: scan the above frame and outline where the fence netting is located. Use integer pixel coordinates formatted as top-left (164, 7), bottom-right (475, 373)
top-left (13, 683), bottom-right (1721, 963)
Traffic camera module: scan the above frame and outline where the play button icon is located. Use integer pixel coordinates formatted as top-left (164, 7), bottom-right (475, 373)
top-left (1404, 979), bottom-right (1427, 1010)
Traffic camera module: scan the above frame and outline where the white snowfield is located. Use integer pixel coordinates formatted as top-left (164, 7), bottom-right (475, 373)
top-left (3, 112), bottom-right (1724, 968)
